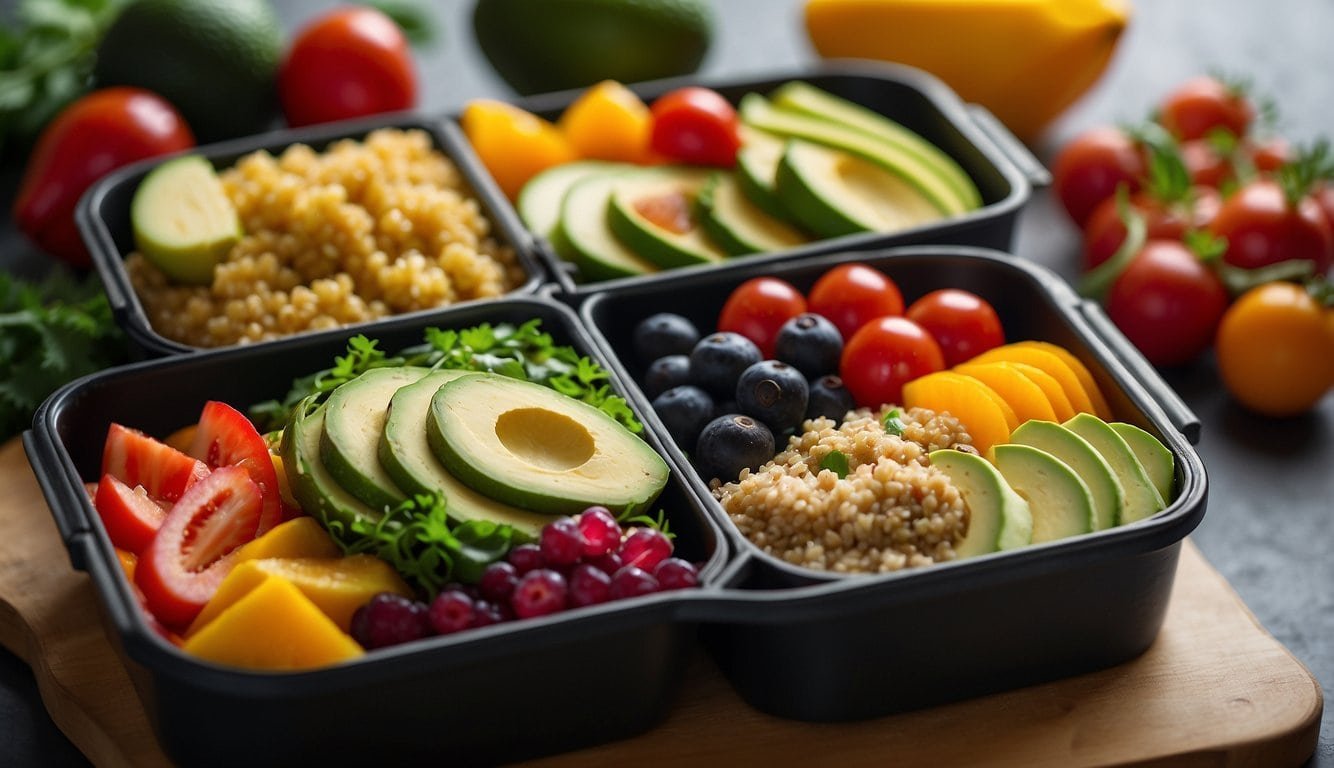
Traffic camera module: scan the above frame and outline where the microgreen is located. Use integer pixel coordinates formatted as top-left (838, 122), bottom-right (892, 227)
top-left (819, 450), bottom-right (850, 479)
top-left (881, 408), bottom-right (906, 436)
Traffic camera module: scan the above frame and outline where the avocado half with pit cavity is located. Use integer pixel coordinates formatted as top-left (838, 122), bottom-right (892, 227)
top-left (427, 373), bottom-right (669, 515)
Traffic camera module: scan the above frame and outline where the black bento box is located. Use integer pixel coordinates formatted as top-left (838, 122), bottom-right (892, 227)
top-left (497, 60), bottom-right (1050, 294)
top-left (577, 245), bottom-right (1208, 721)
top-left (75, 112), bottom-right (546, 359)
top-left (23, 295), bottom-right (729, 767)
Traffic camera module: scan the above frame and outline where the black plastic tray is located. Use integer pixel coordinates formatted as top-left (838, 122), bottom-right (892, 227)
top-left (576, 245), bottom-right (1208, 721)
top-left (75, 112), bottom-right (546, 359)
top-left (24, 295), bottom-right (729, 766)
top-left (502, 60), bottom-right (1051, 295)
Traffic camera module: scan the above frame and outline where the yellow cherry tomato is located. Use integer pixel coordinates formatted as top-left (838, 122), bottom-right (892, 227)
top-left (1215, 281), bottom-right (1334, 417)
top-left (558, 80), bottom-right (652, 163)
top-left (461, 99), bottom-right (577, 200)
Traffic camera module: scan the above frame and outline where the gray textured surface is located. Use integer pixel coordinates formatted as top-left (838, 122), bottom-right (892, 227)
top-left (0, 1), bottom-right (1329, 765)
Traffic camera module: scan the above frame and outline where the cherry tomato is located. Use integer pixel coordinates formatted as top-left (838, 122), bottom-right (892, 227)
top-left (136, 465), bottom-right (263, 628)
top-left (1158, 76), bottom-right (1255, 142)
top-left (1215, 281), bottom-right (1334, 416)
top-left (717, 277), bottom-right (807, 358)
top-left (94, 474), bottom-right (168, 554)
top-left (904, 289), bottom-right (1005, 367)
top-left (1314, 182), bottom-right (1334, 239)
top-left (1208, 179), bottom-right (1333, 275)
top-left (12, 87), bottom-right (194, 268)
top-left (1052, 127), bottom-right (1146, 228)
top-left (188, 401), bottom-right (282, 535)
top-left (279, 6), bottom-right (417, 127)
top-left (1082, 187), bottom-right (1221, 271)
top-left (1182, 137), bottom-right (1290, 189)
top-left (840, 316), bottom-right (945, 407)
top-left (808, 263), bottom-right (905, 340)
top-left (1104, 240), bottom-right (1230, 367)
top-left (102, 424), bottom-right (208, 504)
top-left (648, 87), bottom-right (741, 167)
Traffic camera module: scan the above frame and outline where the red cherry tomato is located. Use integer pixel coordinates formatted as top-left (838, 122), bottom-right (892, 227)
top-left (648, 87), bottom-right (741, 167)
top-left (188, 401), bottom-right (282, 535)
top-left (1052, 127), bottom-right (1146, 228)
top-left (12, 87), bottom-right (194, 268)
top-left (807, 263), bottom-right (905, 340)
top-left (1182, 137), bottom-right (1291, 189)
top-left (279, 6), bottom-right (417, 127)
top-left (904, 289), bottom-right (1005, 367)
top-left (102, 424), bottom-right (208, 505)
top-left (1158, 76), bottom-right (1255, 141)
top-left (1315, 182), bottom-right (1334, 237)
top-left (1082, 187), bottom-right (1221, 271)
top-left (1208, 179), bottom-right (1333, 275)
top-left (717, 277), bottom-right (807, 358)
top-left (93, 474), bottom-right (168, 554)
top-left (1104, 240), bottom-right (1229, 367)
top-left (839, 316), bottom-right (945, 407)
top-left (135, 465), bottom-right (263, 628)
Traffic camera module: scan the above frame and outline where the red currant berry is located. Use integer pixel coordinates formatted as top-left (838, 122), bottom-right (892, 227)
top-left (609, 566), bottom-right (659, 600)
top-left (540, 517), bottom-right (585, 566)
top-left (567, 563), bottom-right (613, 608)
top-left (619, 527), bottom-right (673, 572)
top-left (511, 568), bottom-right (568, 619)
top-left (428, 589), bottom-right (475, 635)
top-left (577, 506), bottom-right (622, 557)
top-left (653, 558), bottom-right (699, 590)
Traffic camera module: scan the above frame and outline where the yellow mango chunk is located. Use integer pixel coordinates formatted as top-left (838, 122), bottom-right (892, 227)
top-left (115, 548), bottom-right (137, 582)
top-left (970, 344), bottom-right (1096, 416)
top-left (903, 371), bottom-right (1012, 453)
top-left (955, 362), bottom-right (1058, 424)
top-left (558, 80), bottom-right (652, 163)
top-left (183, 577), bottom-right (363, 671)
top-left (1010, 341), bottom-right (1112, 419)
top-left (462, 99), bottom-right (578, 200)
top-left (234, 516), bottom-right (341, 563)
top-left (1006, 362), bottom-right (1076, 422)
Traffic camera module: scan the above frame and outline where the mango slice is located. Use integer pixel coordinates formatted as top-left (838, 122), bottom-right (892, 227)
top-left (182, 577), bottom-right (364, 670)
top-left (903, 371), bottom-right (1013, 453)
top-left (558, 80), bottom-right (653, 163)
top-left (462, 99), bottom-right (578, 200)
top-left (955, 362), bottom-right (1058, 424)
top-left (970, 344), bottom-right (1096, 416)
top-left (1005, 362), bottom-right (1076, 422)
top-left (1010, 341), bottom-right (1112, 419)
top-left (233, 516), bottom-right (341, 563)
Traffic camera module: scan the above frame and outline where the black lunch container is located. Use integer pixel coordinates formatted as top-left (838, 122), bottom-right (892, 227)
top-left (577, 245), bottom-right (1208, 721)
top-left (24, 295), bottom-right (729, 767)
top-left (492, 60), bottom-right (1050, 295)
top-left (76, 112), bottom-right (546, 359)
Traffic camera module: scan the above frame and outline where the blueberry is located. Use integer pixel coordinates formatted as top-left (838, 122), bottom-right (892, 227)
top-left (774, 313), bottom-right (843, 379)
top-left (633, 313), bottom-right (700, 364)
top-left (735, 360), bottom-right (809, 436)
top-left (689, 332), bottom-right (762, 398)
top-left (651, 385), bottom-right (715, 450)
top-left (806, 375), bottom-right (857, 422)
top-left (694, 414), bottom-right (775, 484)
top-left (643, 355), bottom-right (691, 399)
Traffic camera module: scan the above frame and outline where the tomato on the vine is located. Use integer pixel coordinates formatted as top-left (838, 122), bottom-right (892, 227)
top-left (648, 87), bottom-right (741, 167)
top-left (1052, 127), bottom-right (1146, 228)
top-left (1208, 179), bottom-right (1333, 275)
top-left (1182, 137), bottom-right (1290, 189)
top-left (717, 276), bottom-right (807, 358)
top-left (807, 263), bottom-right (904, 340)
top-left (839, 316), bottom-right (945, 407)
top-left (189, 401), bottom-right (283, 535)
top-left (1215, 281), bottom-right (1334, 416)
top-left (1082, 187), bottom-right (1221, 271)
top-left (904, 289), bottom-right (1004, 367)
top-left (1104, 240), bottom-right (1229, 367)
top-left (1157, 76), bottom-right (1255, 142)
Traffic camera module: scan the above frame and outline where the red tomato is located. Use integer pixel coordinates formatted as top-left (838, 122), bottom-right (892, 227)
top-left (188, 401), bottom-right (282, 535)
top-left (840, 316), bottom-right (945, 407)
top-left (1104, 240), bottom-right (1229, 367)
top-left (1250, 138), bottom-right (1291, 173)
top-left (1314, 182), bottom-right (1334, 241)
top-left (807, 263), bottom-right (905, 340)
top-left (1158, 76), bottom-right (1255, 142)
top-left (717, 277), bottom-right (807, 358)
top-left (279, 6), bottom-right (417, 127)
top-left (135, 466), bottom-right (263, 628)
top-left (648, 87), bottom-right (741, 167)
top-left (1052, 127), bottom-right (1146, 228)
top-left (1208, 179), bottom-right (1333, 275)
top-left (94, 474), bottom-right (169, 553)
top-left (1082, 187), bottom-right (1221, 271)
top-left (12, 87), bottom-right (194, 268)
top-left (904, 289), bottom-right (1005, 367)
top-left (1182, 137), bottom-right (1291, 189)
top-left (102, 424), bottom-right (208, 504)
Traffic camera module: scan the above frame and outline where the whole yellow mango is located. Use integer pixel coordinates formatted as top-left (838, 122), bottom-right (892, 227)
top-left (803, 0), bottom-right (1131, 142)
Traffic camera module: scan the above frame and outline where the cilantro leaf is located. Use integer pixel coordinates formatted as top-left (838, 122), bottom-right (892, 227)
top-left (882, 408), bottom-right (906, 436)
top-left (819, 450), bottom-right (850, 478)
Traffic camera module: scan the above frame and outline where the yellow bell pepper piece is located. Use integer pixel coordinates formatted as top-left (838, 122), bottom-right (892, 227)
top-left (558, 80), bottom-right (653, 163)
top-left (462, 99), bottom-right (578, 200)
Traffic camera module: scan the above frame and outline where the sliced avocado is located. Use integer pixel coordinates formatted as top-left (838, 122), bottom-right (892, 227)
top-left (698, 172), bottom-right (808, 255)
top-left (518, 159), bottom-right (625, 242)
top-left (740, 92), bottom-right (967, 216)
top-left (560, 171), bottom-right (662, 281)
top-left (930, 449), bottom-right (1032, 558)
top-left (770, 81), bottom-right (982, 210)
top-left (735, 126), bottom-right (792, 220)
top-left (281, 396), bottom-right (385, 546)
top-left (1010, 420), bottom-right (1123, 531)
top-left (1110, 422), bottom-right (1175, 504)
top-left (132, 155), bottom-right (241, 285)
top-left (606, 166), bottom-right (729, 269)
top-left (1064, 414), bottom-right (1166, 524)
top-left (380, 369), bottom-right (551, 540)
top-left (775, 139), bottom-right (944, 238)
top-left (991, 443), bottom-right (1095, 543)
top-left (321, 367), bottom-right (426, 511)
top-left (428, 372), bottom-right (669, 515)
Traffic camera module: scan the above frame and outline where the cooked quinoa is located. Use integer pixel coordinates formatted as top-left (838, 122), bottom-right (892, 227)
top-left (714, 406), bottom-right (974, 574)
top-left (126, 128), bottom-right (524, 347)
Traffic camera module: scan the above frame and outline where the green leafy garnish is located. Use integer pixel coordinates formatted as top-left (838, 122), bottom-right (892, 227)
top-left (620, 506), bottom-right (674, 541)
top-left (251, 335), bottom-right (406, 432)
top-left (819, 450), bottom-right (850, 479)
top-left (365, 0), bottom-right (436, 46)
top-left (881, 408), bottom-right (906, 436)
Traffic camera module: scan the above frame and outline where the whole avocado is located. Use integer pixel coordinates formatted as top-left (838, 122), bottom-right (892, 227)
top-left (473, 0), bottom-right (713, 95)
top-left (95, 0), bottom-right (283, 142)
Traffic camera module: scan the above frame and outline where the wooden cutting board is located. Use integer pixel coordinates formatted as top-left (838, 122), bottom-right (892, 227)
top-left (0, 438), bottom-right (1322, 767)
